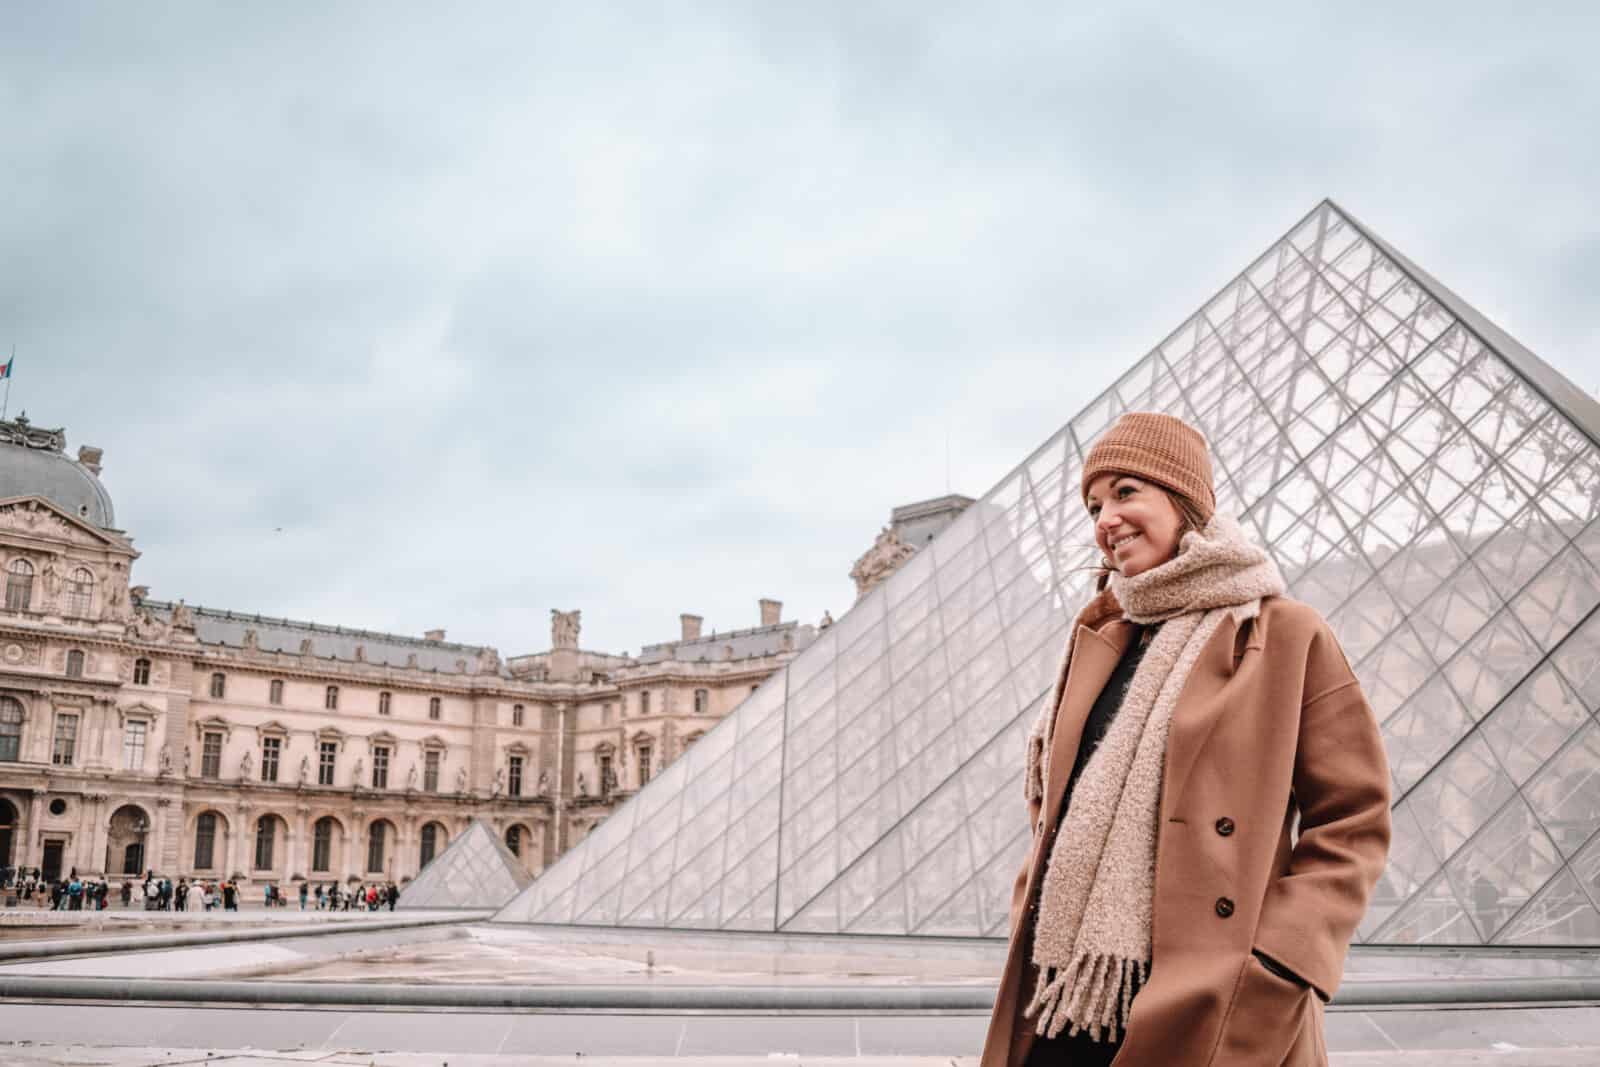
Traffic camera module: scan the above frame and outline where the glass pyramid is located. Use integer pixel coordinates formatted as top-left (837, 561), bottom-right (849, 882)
top-left (495, 200), bottom-right (1600, 946)
top-left (398, 819), bottom-right (533, 911)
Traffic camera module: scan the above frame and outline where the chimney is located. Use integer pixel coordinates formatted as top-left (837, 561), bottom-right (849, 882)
top-left (759, 599), bottom-right (782, 627)
top-left (680, 614), bottom-right (703, 641)
top-left (77, 446), bottom-right (104, 476)
top-left (424, 629), bottom-right (446, 643)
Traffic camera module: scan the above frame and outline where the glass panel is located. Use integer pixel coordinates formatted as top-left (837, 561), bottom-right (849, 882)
top-left (1480, 662), bottom-right (1591, 785)
top-left (1442, 797), bottom-right (1563, 942)
top-left (1524, 723), bottom-right (1600, 858)
top-left (1495, 869), bottom-right (1600, 945)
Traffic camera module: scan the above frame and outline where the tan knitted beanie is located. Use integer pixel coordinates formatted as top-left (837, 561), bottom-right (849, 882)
top-left (1080, 412), bottom-right (1215, 523)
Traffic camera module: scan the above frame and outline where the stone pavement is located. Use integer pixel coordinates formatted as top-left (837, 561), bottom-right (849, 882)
top-left (4, 1004), bottom-right (1600, 1065)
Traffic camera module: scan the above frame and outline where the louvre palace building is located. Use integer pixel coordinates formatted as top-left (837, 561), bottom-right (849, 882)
top-left (0, 416), bottom-right (977, 891)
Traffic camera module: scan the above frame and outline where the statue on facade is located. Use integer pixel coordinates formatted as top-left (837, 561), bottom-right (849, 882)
top-left (182, 745), bottom-right (191, 776)
top-left (455, 766), bottom-right (468, 793)
top-left (406, 764), bottom-right (417, 791)
top-left (406, 653), bottom-right (419, 669)
top-left (475, 646), bottom-right (501, 674)
top-left (107, 579), bottom-right (128, 619)
top-left (242, 628), bottom-right (260, 653)
top-left (41, 555), bottom-right (62, 599)
top-left (849, 526), bottom-right (918, 599)
top-left (352, 757), bottom-right (363, 786)
top-left (298, 755), bottom-right (311, 786)
top-left (577, 772), bottom-right (589, 797)
top-left (299, 638), bottom-right (315, 656)
top-left (170, 601), bottom-right (194, 629)
top-left (493, 767), bottom-right (505, 797)
top-left (537, 769), bottom-right (550, 796)
top-left (126, 610), bottom-right (168, 642)
top-left (157, 746), bottom-right (173, 777)
top-left (239, 750), bottom-right (253, 779)
top-left (551, 609), bottom-right (580, 650)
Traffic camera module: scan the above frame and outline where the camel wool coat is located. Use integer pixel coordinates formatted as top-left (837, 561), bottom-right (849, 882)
top-left (981, 590), bottom-right (1391, 1067)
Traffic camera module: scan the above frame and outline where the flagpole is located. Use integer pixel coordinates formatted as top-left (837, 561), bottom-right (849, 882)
top-left (1, 345), bottom-right (11, 422)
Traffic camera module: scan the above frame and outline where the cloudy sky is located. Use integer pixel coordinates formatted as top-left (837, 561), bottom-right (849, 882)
top-left (3, 4), bottom-right (1598, 656)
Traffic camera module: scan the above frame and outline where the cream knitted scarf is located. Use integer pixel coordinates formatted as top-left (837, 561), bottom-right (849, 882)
top-left (1022, 514), bottom-right (1285, 1043)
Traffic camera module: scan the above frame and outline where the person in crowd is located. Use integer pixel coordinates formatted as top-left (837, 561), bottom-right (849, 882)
top-left (298, 881), bottom-right (309, 910)
top-left (981, 413), bottom-right (1391, 1067)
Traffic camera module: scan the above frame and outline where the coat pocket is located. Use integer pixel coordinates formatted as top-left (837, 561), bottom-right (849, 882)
top-left (1210, 952), bottom-right (1313, 1066)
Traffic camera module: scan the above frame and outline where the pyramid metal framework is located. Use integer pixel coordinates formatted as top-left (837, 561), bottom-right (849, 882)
top-left (495, 200), bottom-right (1600, 946)
top-left (398, 819), bottom-right (533, 910)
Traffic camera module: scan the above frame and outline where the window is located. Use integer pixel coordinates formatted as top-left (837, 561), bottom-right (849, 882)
top-left (66, 568), bottom-right (93, 616)
top-left (254, 816), bottom-right (276, 870)
top-left (261, 737), bottom-right (280, 782)
top-left (512, 703), bottom-right (524, 727)
top-left (318, 741), bottom-right (337, 786)
top-left (420, 823), bottom-right (439, 867)
top-left (424, 750), bottom-right (440, 793)
top-left (51, 713), bottom-right (78, 766)
top-left (0, 697), bottom-right (22, 762)
top-left (209, 672), bottom-right (226, 699)
top-left (371, 745), bottom-right (389, 789)
top-left (750, 684), bottom-right (759, 694)
top-left (200, 731), bottom-right (222, 779)
top-left (598, 753), bottom-right (614, 797)
top-left (378, 691), bottom-right (391, 716)
top-left (639, 690), bottom-right (650, 716)
top-left (366, 822), bottom-right (387, 872)
top-left (122, 720), bottom-right (147, 771)
top-left (5, 559), bottom-right (33, 611)
top-left (603, 703), bottom-right (615, 725)
top-left (268, 679), bottom-right (283, 705)
top-left (637, 744), bottom-right (652, 787)
top-left (693, 688), bottom-right (709, 713)
top-left (505, 825), bottom-right (522, 856)
top-left (428, 696), bottom-right (441, 721)
top-left (194, 812), bottom-right (217, 869)
top-left (324, 685), bottom-right (338, 710)
top-left (65, 650), bottom-right (85, 678)
top-left (133, 658), bottom-right (151, 685)
top-left (508, 755), bottom-right (523, 798)
top-left (312, 817), bottom-right (334, 872)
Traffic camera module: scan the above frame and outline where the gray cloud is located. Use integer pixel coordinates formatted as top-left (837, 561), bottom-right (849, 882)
top-left (3, 2), bottom-right (1598, 653)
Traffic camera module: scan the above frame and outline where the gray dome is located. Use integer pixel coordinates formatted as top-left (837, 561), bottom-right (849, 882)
top-left (0, 417), bottom-right (115, 529)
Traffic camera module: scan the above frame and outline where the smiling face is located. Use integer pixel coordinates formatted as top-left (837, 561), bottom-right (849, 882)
top-left (1085, 473), bottom-right (1185, 578)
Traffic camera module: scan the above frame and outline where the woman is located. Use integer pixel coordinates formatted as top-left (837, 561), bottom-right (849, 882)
top-left (981, 413), bottom-right (1391, 1067)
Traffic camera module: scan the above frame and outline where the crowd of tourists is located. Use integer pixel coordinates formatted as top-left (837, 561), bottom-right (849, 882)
top-left (1, 866), bottom-right (399, 912)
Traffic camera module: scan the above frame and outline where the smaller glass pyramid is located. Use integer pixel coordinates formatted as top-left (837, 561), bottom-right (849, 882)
top-left (398, 819), bottom-right (533, 910)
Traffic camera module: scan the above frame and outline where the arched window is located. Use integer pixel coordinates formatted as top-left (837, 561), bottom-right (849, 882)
top-left (194, 812), bottom-right (218, 869)
top-left (5, 559), bottom-right (34, 612)
top-left (254, 815), bottom-right (276, 870)
top-left (366, 821), bottom-right (387, 872)
top-left (428, 696), bottom-right (441, 721)
top-left (378, 691), bottom-right (391, 716)
top-left (133, 658), bottom-right (151, 685)
top-left (65, 650), bottom-right (85, 678)
top-left (0, 697), bottom-right (23, 762)
top-left (209, 672), bottom-right (226, 699)
top-left (512, 703), bottom-right (524, 727)
top-left (693, 688), bottom-right (709, 713)
top-left (505, 825), bottom-right (522, 856)
top-left (312, 817), bottom-right (335, 872)
top-left (325, 685), bottom-right (339, 710)
top-left (268, 679), bottom-right (283, 705)
top-left (420, 822), bottom-right (440, 867)
top-left (66, 568), bottom-right (94, 616)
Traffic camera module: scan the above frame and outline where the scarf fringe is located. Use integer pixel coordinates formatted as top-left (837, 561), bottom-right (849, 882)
top-left (1024, 951), bottom-right (1148, 1044)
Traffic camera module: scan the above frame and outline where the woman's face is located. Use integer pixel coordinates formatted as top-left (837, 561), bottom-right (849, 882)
top-left (1085, 473), bottom-right (1184, 578)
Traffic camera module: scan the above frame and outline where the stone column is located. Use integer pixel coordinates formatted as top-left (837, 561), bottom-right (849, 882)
top-left (292, 805), bottom-right (310, 879)
top-left (348, 807), bottom-right (366, 885)
top-left (86, 793), bottom-right (111, 875)
top-left (23, 790), bottom-right (43, 870)
top-left (151, 798), bottom-right (172, 877)
top-left (230, 802), bottom-right (251, 878)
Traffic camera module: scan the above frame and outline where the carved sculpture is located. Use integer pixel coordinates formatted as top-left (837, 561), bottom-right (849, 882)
top-left (551, 609), bottom-right (580, 650)
top-left (126, 611), bottom-right (169, 642)
top-left (157, 746), bottom-right (172, 776)
top-left (406, 764), bottom-right (417, 790)
top-left (242, 628), bottom-right (260, 653)
top-left (352, 757), bottom-right (363, 786)
top-left (170, 601), bottom-right (194, 629)
top-left (476, 646), bottom-right (501, 674)
top-left (537, 769), bottom-right (550, 796)
top-left (577, 772), bottom-right (589, 797)
top-left (299, 638), bottom-right (315, 655)
top-left (299, 755), bottom-right (310, 785)
top-left (849, 526), bottom-right (918, 599)
top-left (182, 745), bottom-right (191, 775)
top-left (239, 750), bottom-right (253, 779)
top-left (493, 767), bottom-right (505, 797)
top-left (41, 555), bottom-right (62, 599)
top-left (455, 766), bottom-right (468, 794)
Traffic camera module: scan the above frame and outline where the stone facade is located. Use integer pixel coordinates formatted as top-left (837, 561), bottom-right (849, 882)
top-left (0, 419), bottom-right (817, 889)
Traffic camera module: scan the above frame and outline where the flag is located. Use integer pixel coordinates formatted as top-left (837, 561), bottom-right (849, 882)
top-left (0, 354), bottom-right (11, 380)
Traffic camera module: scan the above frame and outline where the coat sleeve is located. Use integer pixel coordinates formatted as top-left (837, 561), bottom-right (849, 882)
top-left (1252, 621), bottom-right (1392, 1001)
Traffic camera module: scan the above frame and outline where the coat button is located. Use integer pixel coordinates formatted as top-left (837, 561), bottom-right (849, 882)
top-left (1215, 817), bottom-right (1235, 836)
top-left (1215, 897), bottom-right (1235, 919)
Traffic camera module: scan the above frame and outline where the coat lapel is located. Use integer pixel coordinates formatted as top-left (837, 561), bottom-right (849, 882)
top-left (1159, 609), bottom-right (1247, 821)
top-left (1042, 619), bottom-right (1134, 831)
